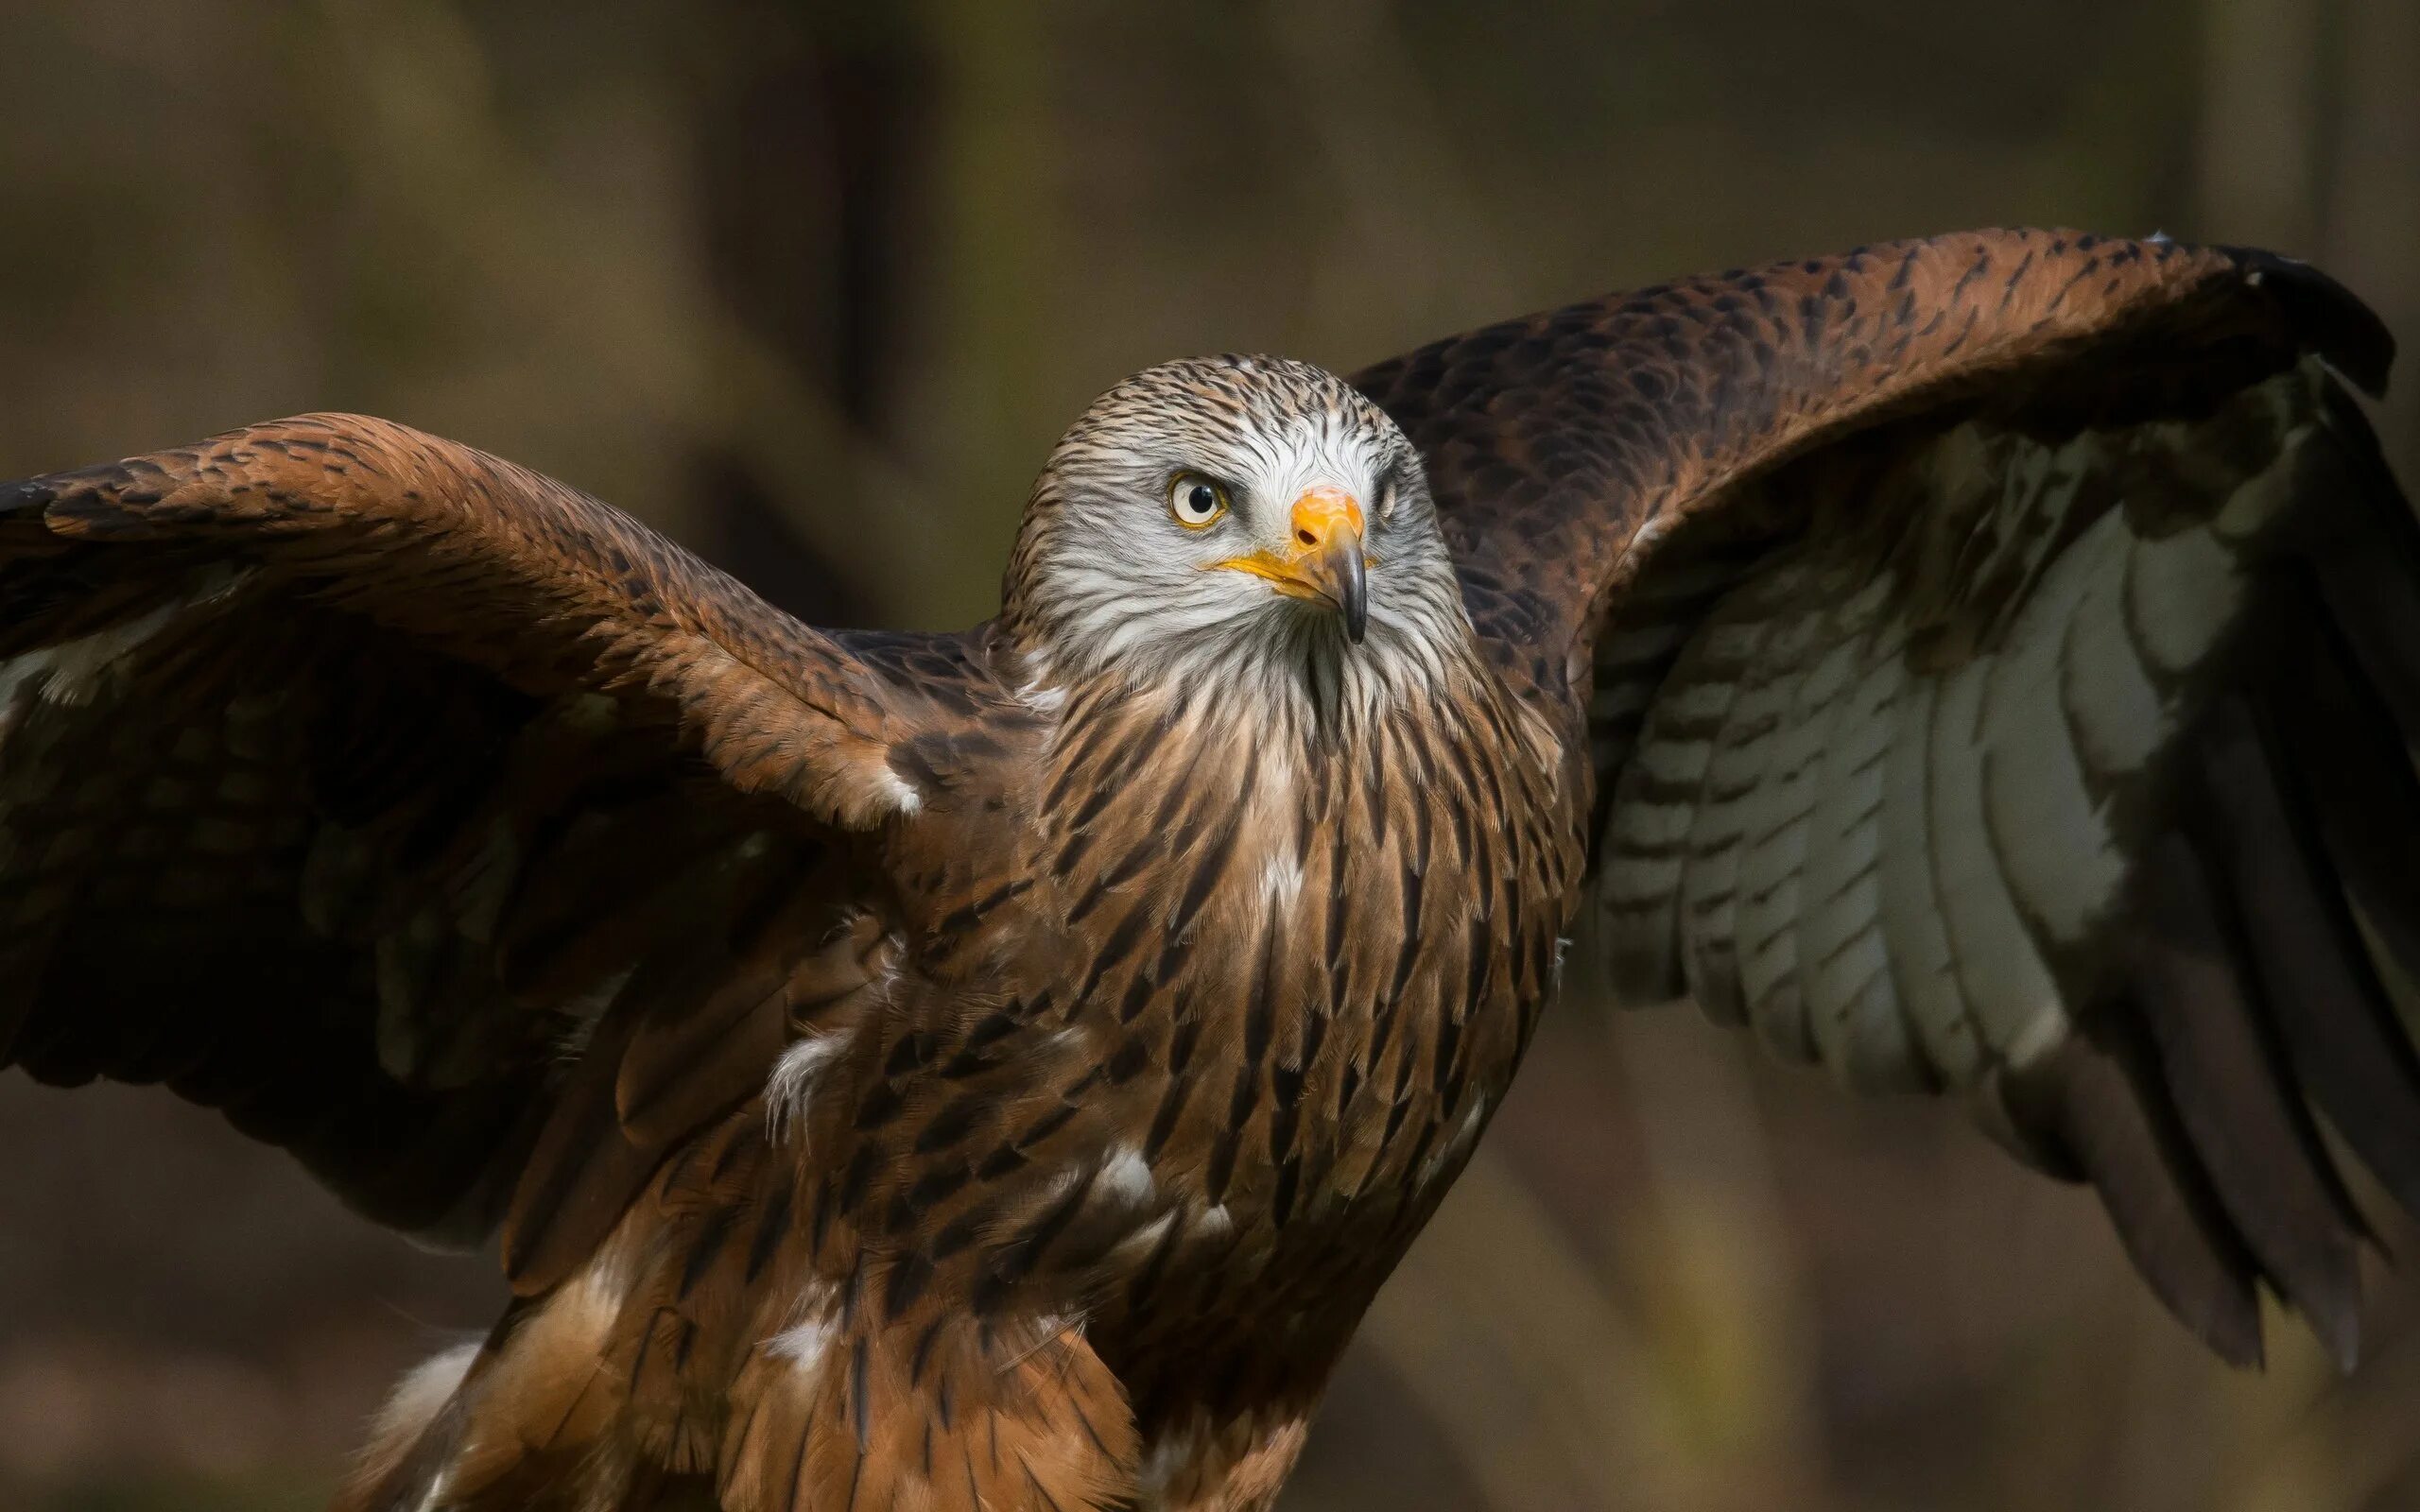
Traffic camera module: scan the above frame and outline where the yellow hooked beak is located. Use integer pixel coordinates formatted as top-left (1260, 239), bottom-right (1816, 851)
top-left (1209, 486), bottom-right (1370, 643)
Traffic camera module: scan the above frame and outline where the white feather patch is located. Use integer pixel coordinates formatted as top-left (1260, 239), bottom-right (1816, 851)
top-left (2124, 525), bottom-right (2242, 678)
top-left (877, 767), bottom-right (923, 816)
top-left (0, 568), bottom-right (259, 734)
top-left (1257, 849), bottom-right (1305, 910)
top-left (1138, 1418), bottom-right (1210, 1499)
top-left (766, 1034), bottom-right (848, 1144)
top-left (1098, 1143), bottom-right (1156, 1206)
top-left (13, 602), bottom-right (182, 707)
top-left (363, 1340), bottom-right (479, 1482)
top-left (765, 1313), bottom-right (838, 1374)
top-left (1418, 1096), bottom-right (1490, 1190)
top-left (1110, 1209), bottom-right (1179, 1263)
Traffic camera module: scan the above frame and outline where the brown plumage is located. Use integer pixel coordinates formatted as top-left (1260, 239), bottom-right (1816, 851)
top-left (0, 228), bottom-right (2411, 1509)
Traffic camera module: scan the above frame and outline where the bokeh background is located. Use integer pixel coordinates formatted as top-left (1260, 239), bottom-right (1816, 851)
top-left (2, 2), bottom-right (2417, 1508)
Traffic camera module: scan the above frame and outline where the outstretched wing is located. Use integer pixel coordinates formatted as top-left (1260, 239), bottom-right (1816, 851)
top-left (1357, 230), bottom-right (2417, 1366)
top-left (0, 414), bottom-right (991, 1288)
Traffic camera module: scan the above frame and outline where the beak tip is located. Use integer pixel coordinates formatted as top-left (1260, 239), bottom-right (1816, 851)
top-left (1339, 555), bottom-right (1369, 645)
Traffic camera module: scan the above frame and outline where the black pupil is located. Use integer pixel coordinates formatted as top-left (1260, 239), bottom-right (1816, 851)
top-left (1185, 484), bottom-right (1217, 516)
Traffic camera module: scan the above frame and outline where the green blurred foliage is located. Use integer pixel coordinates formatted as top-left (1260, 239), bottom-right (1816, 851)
top-left (0, 2), bottom-right (2413, 1509)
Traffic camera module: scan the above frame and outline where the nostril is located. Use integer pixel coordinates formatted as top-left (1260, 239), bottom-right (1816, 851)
top-left (1296, 528), bottom-right (1318, 547)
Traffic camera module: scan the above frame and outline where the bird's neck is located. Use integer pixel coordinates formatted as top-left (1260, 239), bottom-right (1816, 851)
top-left (1002, 611), bottom-right (1489, 739)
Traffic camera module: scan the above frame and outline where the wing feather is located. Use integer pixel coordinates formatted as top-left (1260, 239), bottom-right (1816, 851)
top-left (2131, 828), bottom-right (2366, 1366)
top-left (1594, 371), bottom-right (2410, 1359)
top-left (1359, 227), bottom-right (2417, 1361)
top-left (1876, 671), bottom-right (1979, 1087)
top-left (2200, 696), bottom-right (2420, 1218)
top-left (0, 414), bottom-right (1005, 1268)
top-left (2, 413), bottom-right (932, 824)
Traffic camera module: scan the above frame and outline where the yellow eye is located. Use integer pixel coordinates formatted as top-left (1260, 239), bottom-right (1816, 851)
top-left (1167, 472), bottom-right (1230, 528)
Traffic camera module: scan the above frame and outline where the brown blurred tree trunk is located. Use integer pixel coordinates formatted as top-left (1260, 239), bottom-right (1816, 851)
top-left (2196, 0), bottom-right (2325, 254)
top-left (2325, 0), bottom-right (2420, 482)
top-left (686, 7), bottom-right (939, 627)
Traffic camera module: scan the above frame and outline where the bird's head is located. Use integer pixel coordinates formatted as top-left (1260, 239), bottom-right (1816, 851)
top-left (1004, 354), bottom-right (1468, 696)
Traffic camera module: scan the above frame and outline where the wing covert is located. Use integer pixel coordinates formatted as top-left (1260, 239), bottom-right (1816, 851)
top-left (4, 414), bottom-right (942, 824)
top-left (1356, 228), bottom-right (2392, 723)
top-left (0, 414), bottom-right (998, 1286)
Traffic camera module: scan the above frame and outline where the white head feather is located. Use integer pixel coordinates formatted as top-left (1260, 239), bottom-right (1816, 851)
top-left (1005, 354), bottom-right (1473, 718)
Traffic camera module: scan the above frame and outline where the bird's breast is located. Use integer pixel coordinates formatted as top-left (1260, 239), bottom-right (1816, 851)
top-left (997, 674), bottom-right (1586, 1417)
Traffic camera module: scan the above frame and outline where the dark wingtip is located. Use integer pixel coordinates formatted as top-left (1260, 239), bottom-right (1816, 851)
top-left (0, 475), bottom-right (60, 516)
top-left (2227, 247), bottom-right (2397, 398)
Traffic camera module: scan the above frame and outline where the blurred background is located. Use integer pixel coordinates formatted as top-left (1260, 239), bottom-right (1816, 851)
top-left (1, 1), bottom-right (2415, 1508)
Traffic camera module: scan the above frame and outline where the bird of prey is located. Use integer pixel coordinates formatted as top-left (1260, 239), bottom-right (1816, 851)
top-left (2, 228), bottom-right (2412, 1511)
